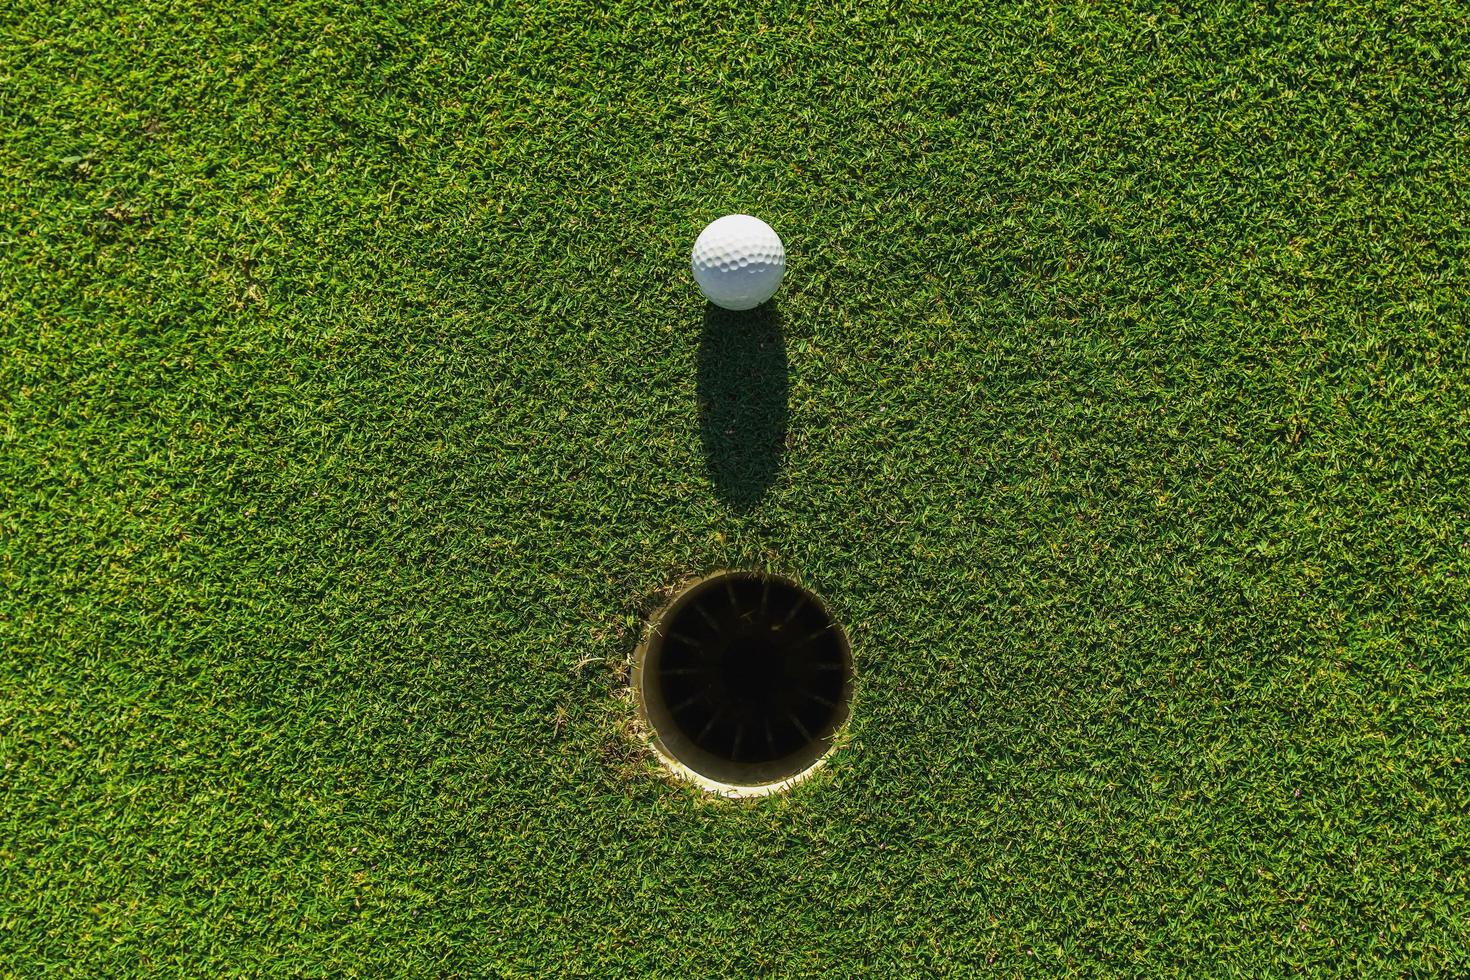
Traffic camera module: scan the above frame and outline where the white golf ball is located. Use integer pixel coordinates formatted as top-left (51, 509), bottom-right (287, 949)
top-left (691, 214), bottom-right (786, 311)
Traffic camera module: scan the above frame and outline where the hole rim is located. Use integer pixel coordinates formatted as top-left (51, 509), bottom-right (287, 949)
top-left (633, 570), bottom-right (853, 797)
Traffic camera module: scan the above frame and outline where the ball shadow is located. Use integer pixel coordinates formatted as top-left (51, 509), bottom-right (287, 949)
top-left (696, 303), bottom-right (789, 511)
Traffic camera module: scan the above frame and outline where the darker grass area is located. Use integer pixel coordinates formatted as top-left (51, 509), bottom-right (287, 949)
top-left (2, 0), bottom-right (1468, 974)
top-left (698, 303), bottom-right (788, 510)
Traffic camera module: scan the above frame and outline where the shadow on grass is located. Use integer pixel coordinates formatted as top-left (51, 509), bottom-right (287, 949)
top-left (696, 302), bottom-right (788, 511)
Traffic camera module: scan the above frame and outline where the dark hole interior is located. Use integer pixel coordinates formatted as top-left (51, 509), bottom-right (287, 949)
top-left (656, 576), bottom-right (847, 765)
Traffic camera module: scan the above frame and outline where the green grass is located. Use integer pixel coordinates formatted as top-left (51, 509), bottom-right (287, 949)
top-left (3, 0), bottom-right (1468, 973)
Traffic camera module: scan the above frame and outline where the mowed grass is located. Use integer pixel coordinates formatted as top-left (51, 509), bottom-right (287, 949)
top-left (3, 0), bottom-right (1468, 973)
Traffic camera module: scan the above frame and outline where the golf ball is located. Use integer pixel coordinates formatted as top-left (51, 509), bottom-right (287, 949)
top-left (691, 214), bottom-right (786, 311)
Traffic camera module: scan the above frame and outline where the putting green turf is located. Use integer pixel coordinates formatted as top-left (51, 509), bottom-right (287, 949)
top-left (4, 0), bottom-right (1468, 972)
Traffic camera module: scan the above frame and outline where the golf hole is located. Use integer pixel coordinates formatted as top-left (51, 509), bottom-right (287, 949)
top-left (634, 572), bottom-right (852, 796)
